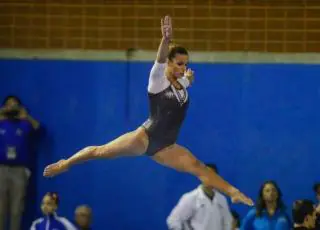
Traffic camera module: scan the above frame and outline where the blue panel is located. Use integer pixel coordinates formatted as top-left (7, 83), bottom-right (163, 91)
top-left (1, 59), bottom-right (320, 230)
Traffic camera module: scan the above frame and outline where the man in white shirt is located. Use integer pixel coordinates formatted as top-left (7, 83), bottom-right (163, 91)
top-left (167, 164), bottom-right (233, 230)
top-left (231, 210), bottom-right (240, 230)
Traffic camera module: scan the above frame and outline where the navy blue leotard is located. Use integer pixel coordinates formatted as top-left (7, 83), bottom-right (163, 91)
top-left (142, 62), bottom-right (190, 156)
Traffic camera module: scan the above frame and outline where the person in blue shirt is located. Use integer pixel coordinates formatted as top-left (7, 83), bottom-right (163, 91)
top-left (30, 192), bottom-right (77, 230)
top-left (241, 181), bottom-right (291, 230)
top-left (0, 95), bottom-right (40, 230)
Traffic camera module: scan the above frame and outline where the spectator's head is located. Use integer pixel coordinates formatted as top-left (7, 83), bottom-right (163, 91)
top-left (41, 192), bottom-right (59, 215)
top-left (2, 95), bottom-right (22, 119)
top-left (292, 199), bottom-right (316, 229)
top-left (167, 43), bottom-right (189, 79)
top-left (75, 205), bottom-right (92, 229)
top-left (3, 95), bottom-right (22, 108)
top-left (206, 163), bottom-right (218, 174)
top-left (256, 180), bottom-right (285, 216)
top-left (231, 210), bottom-right (240, 230)
top-left (313, 183), bottom-right (320, 202)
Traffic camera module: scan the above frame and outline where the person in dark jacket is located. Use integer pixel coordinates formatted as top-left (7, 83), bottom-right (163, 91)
top-left (292, 199), bottom-right (317, 230)
top-left (74, 205), bottom-right (92, 230)
top-left (312, 183), bottom-right (320, 229)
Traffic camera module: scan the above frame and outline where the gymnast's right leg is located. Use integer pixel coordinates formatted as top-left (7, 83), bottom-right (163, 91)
top-left (151, 144), bottom-right (254, 206)
top-left (43, 127), bottom-right (149, 177)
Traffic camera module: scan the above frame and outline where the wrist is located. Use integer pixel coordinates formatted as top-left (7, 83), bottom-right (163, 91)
top-left (162, 37), bottom-right (171, 43)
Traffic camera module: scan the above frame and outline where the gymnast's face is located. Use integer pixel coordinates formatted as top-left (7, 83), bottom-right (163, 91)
top-left (167, 54), bottom-right (189, 79)
top-left (262, 183), bottom-right (278, 202)
top-left (41, 195), bottom-right (57, 215)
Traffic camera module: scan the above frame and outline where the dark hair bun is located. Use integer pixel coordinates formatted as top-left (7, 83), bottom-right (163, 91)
top-left (46, 192), bottom-right (60, 205)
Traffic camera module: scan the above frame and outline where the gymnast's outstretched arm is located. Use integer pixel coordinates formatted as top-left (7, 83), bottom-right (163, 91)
top-left (156, 16), bottom-right (172, 63)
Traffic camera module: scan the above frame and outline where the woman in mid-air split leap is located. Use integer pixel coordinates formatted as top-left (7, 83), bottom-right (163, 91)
top-left (44, 16), bottom-right (253, 207)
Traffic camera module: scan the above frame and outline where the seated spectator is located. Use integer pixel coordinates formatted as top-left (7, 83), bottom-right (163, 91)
top-left (241, 181), bottom-right (291, 230)
top-left (74, 205), bottom-right (92, 230)
top-left (292, 199), bottom-right (316, 230)
top-left (30, 192), bottom-right (77, 230)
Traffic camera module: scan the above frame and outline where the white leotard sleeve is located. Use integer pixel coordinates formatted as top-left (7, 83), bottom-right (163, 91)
top-left (148, 61), bottom-right (170, 94)
top-left (147, 61), bottom-right (190, 94)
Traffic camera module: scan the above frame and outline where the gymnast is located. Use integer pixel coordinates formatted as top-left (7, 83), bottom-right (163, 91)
top-left (43, 16), bottom-right (253, 206)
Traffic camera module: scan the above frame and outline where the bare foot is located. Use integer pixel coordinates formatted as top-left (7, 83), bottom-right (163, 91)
top-left (43, 159), bottom-right (70, 177)
top-left (231, 190), bottom-right (254, 206)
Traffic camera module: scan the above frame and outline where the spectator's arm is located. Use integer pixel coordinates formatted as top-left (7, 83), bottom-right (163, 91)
top-left (240, 209), bottom-right (256, 230)
top-left (167, 194), bottom-right (195, 230)
top-left (19, 107), bottom-right (40, 130)
top-left (26, 114), bottom-right (40, 130)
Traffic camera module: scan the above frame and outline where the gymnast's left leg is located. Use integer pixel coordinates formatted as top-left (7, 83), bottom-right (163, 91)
top-left (43, 127), bottom-right (149, 177)
top-left (151, 144), bottom-right (254, 206)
